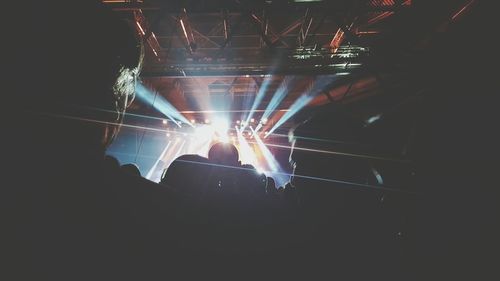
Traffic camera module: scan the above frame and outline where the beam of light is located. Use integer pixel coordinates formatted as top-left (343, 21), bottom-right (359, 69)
top-left (135, 21), bottom-right (145, 35)
top-left (146, 141), bottom-right (172, 180)
top-left (235, 126), bottom-right (259, 168)
top-left (135, 82), bottom-right (193, 127)
top-left (261, 76), bottom-right (294, 121)
top-left (169, 160), bottom-right (415, 194)
top-left (243, 77), bottom-right (272, 129)
top-left (265, 94), bottom-right (314, 137)
top-left (179, 109), bottom-right (290, 114)
top-left (366, 114), bottom-right (382, 124)
top-left (245, 140), bottom-right (411, 164)
top-left (211, 117), bottom-right (229, 142)
top-left (32, 111), bottom-right (174, 134)
top-left (451, 0), bottom-right (475, 21)
top-left (179, 19), bottom-right (189, 44)
top-left (250, 127), bottom-right (289, 187)
top-left (265, 75), bottom-right (337, 137)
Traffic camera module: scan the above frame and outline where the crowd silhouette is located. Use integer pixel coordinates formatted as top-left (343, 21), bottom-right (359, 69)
top-left (7, 1), bottom-right (496, 280)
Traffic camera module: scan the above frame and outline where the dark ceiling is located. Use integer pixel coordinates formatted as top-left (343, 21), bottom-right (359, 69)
top-left (105, 0), bottom-right (477, 132)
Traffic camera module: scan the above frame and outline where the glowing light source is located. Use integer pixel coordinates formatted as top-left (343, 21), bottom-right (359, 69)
top-left (236, 120), bottom-right (240, 124)
top-left (162, 119), bottom-right (168, 124)
top-left (191, 119), bottom-right (196, 124)
top-left (205, 118), bottom-right (210, 124)
top-left (212, 117), bottom-right (229, 142)
top-left (366, 114), bottom-right (382, 124)
top-left (250, 118), bottom-right (255, 123)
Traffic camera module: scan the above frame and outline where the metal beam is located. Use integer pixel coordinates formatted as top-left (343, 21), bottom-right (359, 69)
top-left (271, 17), bottom-right (304, 45)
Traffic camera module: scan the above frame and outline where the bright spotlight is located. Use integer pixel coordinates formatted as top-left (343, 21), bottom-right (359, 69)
top-left (194, 125), bottom-right (214, 141)
top-left (205, 118), bottom-right (210, 124)
top-left (212, 117), bottom-right (229, 142)
top-left (236, 120), bottom-right (240, 124)
top-left (190, 119), bottom-right (196, 124)
top-left (250, 118), bottom-right (255, 123)
top-left (162, 119), bottom-right (168, 124)
top-left (166, 133), bottom-right (170, 137)
top-left (261, 117), bottom-right (268, 124)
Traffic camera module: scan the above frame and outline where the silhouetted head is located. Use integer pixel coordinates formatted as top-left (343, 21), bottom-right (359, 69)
top-left (160, 154), bottom-right (212, 196)
top-left (22, 1), bottom-right (144, 158)
top-left (208, 142), bottom-right (240, 166)
top-left (103, 155), bottom-right (121, 172)
top-left (121, 163), bottom-right (141, 177)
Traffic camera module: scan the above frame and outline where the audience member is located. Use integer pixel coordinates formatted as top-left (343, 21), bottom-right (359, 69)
top-left (10, 2), bottom-right (180, 279)
top-left (121, 163), bottom-right (141, 177)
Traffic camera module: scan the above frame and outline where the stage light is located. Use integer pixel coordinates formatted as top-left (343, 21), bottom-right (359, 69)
top-left (191, 119), bottom-right (196, 124)
top-left (250, 118), bottom-right (255, 123)
top-left (162, 119), bottom-right (168, 124)
top-left (205, 118), bottom-right (210, 124)
top-left (261, 117), bottom-right (268, 124)
top-left (236, 120), bottom-right (240, 124)
top-left (166, 133), bottom-right (170, 137)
